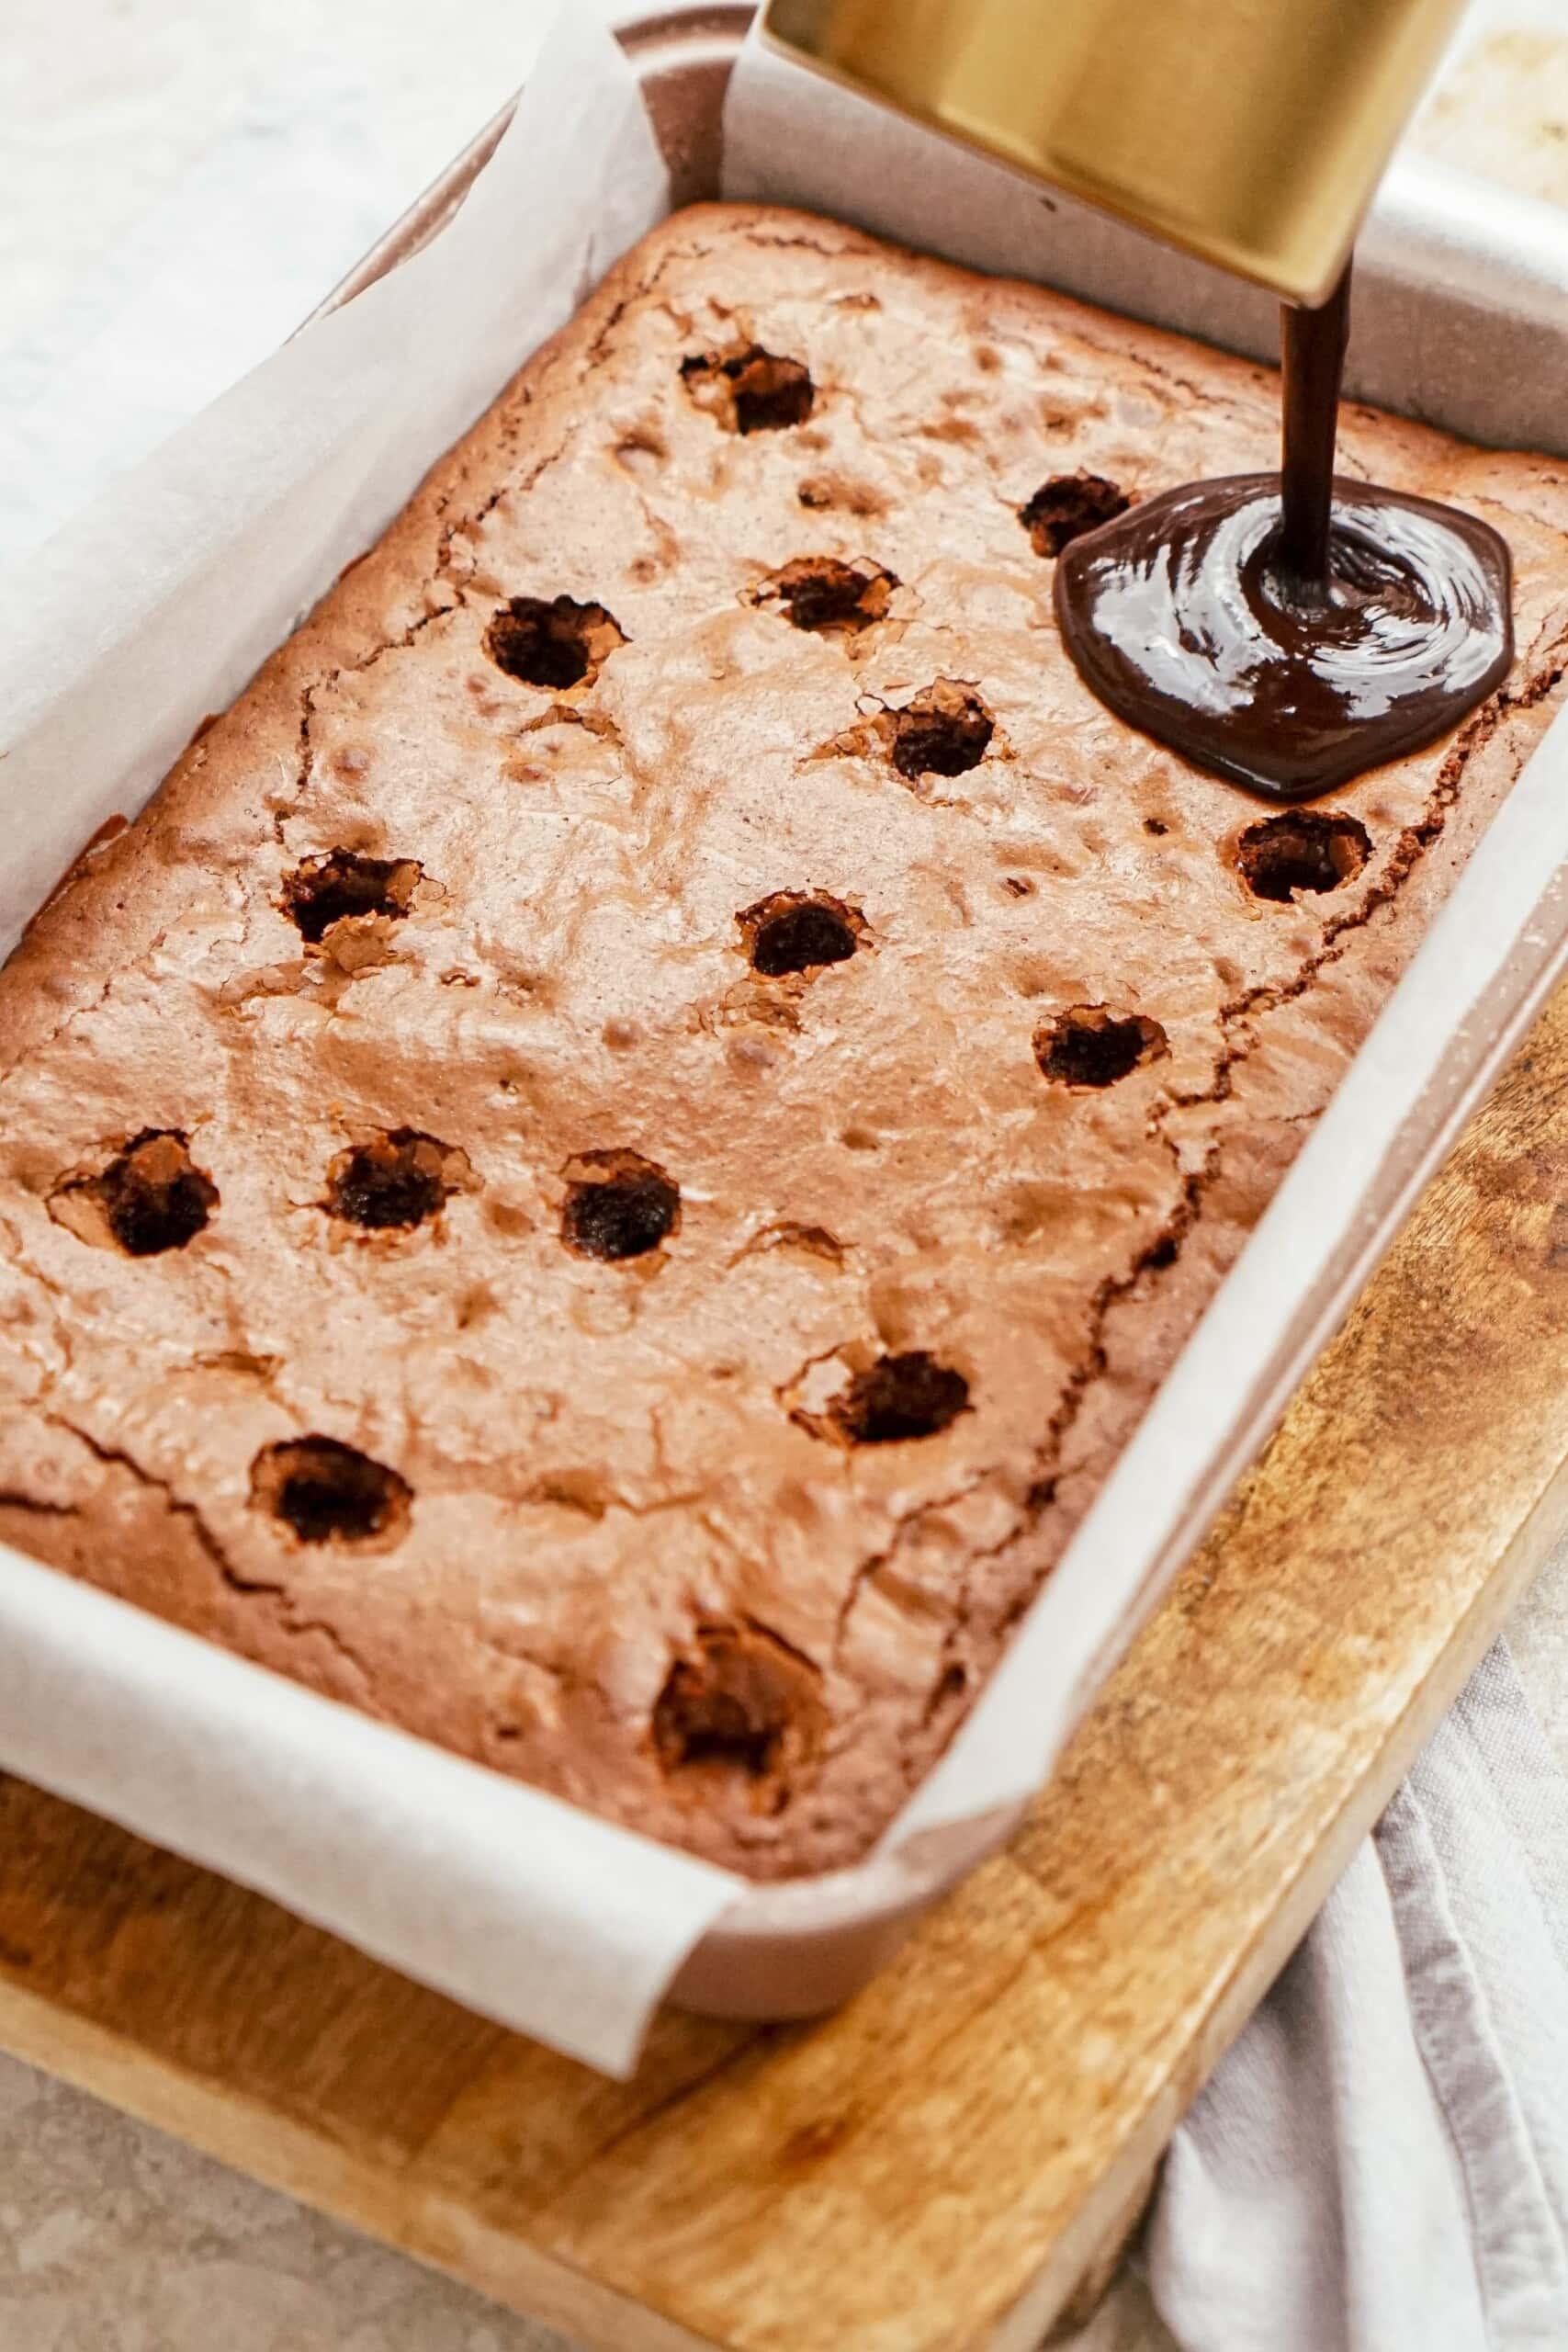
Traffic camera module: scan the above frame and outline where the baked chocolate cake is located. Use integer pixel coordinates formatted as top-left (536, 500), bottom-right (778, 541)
top-left (2, 205), bottom-right (1566, 1877)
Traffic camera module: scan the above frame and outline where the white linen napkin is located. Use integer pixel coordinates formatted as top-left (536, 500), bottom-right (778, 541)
top-left (1140, 1639), bottom-right (1568, 2350)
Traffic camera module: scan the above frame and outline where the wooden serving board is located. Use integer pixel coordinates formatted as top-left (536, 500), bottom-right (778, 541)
top-left (3, 968), bottom-right (1568, 2352)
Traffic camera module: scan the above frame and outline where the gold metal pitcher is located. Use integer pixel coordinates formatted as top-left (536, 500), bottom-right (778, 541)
top-left (761, 0), bottom-right (1467, 305)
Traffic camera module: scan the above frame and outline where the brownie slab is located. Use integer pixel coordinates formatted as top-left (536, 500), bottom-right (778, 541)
top-left (2, 206), bottom-right (1567, 1876)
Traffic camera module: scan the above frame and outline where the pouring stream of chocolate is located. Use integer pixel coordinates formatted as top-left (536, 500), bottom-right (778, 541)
top-left (1277, 266), bottom-right (1352, 588)
top-left (1055, 266), bottom-right (1514, 802)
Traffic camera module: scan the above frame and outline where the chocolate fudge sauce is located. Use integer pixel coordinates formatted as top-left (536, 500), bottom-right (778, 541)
top-left (1055, 267), bottom-right (1514, 801)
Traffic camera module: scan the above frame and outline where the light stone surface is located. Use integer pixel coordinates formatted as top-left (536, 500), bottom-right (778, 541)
top-left (2, 2), bottom-right (1566, 2346)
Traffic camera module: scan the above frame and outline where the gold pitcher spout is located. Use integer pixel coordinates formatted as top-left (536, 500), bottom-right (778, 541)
top-left (762, 0), bottom-right (1467, 305)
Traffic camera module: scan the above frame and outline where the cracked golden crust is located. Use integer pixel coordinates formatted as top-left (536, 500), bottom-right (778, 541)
top-left (1, 203), bottom-right (1567, 1877)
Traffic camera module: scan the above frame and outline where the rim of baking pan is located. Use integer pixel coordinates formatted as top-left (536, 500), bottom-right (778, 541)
top-left (306, 6), bottom-right (760, 331)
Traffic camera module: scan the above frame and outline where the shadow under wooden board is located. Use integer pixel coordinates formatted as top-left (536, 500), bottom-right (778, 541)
top-left (3, 975), bottom-right (1568, 2352)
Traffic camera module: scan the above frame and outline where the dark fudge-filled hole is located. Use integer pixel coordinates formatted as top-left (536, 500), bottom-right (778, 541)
top-left (281, 851), bottom-right (421, 944)
top-left (1034, 1005), bottom-right (1168, 1089)
top-left (682, 344), bottom-right (816, 434)
top-left (652, 1622), bottom-right (822, 1804)
top-left (561, 1150), bottom-right (680, 1263)
top-left (1236, 811), bottom-right (1372, 902)
top-left (484, 595), bottom-right (626, 690)
top-left (326, 1129), bottom-right (457, 1231)
top-left (889, 683), bottom-right (995, 780)
top-left (829, 1351), bottom-right (970, 1445)
top-left (759, 557), bottom-right (897, 634)
top-left (1019, 471), bottom-right (1131, 558)
top-left (51, 1130), bottom-right (218, 1257)
top-left (251, 1436), bottom-right (412, 1546)
top-left (739, 890), bottom-right (863, 978)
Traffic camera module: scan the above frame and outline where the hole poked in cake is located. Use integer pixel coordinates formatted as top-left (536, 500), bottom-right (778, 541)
top-left (753, 557), bottom-right (897, 636)
top-left (889, 682), bottom-right (995, 781)
top-left (738, 890), bottom-right (866, 978)
top-left (797, 1351), bottom-right (971, 1447)
top-left (281, 851), bottom-right (422, 945)
top-left (484, 595), bottom-right (626, 690)
top-left (652, 1621), bottom-right (823, 1806)
top-left (681, 343), bottom-right (816, 434)
top-left (324, 1129), bottom-right (468, 1232)
top-left (49, 1130), bottom-right (218, 1258)
top-left (1034, 1005), bottom-right (1168, 1090)
top-left (1019, 471), bottom-right (1131, 557)
top-left (1235, 811), bottom-right (1371, 902)
top-left (560, 1149), bottom-right (680, 1263)
top-left (251, 1436), bottom-right (412, 1547)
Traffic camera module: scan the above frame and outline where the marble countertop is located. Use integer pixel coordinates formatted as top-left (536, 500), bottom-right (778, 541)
top-left (5, 2), bottom-right (1568, 2345)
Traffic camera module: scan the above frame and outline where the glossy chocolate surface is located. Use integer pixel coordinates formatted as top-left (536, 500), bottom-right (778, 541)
top-left (1055, 472), bottom-right (1514, 798)
top-left (1055, 272), bottom-right (1515, 801)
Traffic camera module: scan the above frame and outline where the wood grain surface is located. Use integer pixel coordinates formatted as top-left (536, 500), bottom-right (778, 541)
top-left (2, 969), bottom-right (1568, 2352)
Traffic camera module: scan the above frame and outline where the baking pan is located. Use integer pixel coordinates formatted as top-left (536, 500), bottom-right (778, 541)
top-left (3, 1), bottom-right (1568, 2074)
top-left (301, 0), bottom-right (1568, 2012)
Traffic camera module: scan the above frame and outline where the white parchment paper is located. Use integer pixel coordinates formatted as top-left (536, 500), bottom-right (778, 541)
top-left (0, 1545), bottom-right (739, 2076)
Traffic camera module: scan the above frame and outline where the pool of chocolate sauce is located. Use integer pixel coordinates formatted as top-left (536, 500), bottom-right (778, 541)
top-left (1055, 270), bottom-right (1514, 802)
